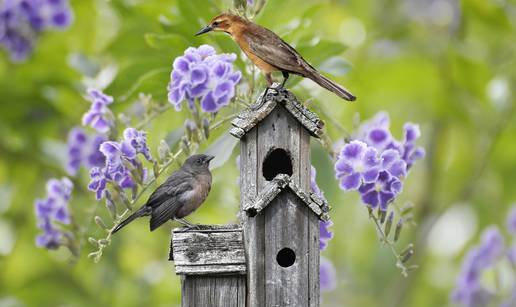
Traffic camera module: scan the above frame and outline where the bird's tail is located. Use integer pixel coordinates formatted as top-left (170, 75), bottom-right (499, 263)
top-left (308, 72), bottom-right (356, 101)
top-left (111, 206), bottom-right (151, 234)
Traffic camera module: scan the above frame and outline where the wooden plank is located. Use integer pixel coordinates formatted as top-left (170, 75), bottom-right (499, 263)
top-left (181, 275), bottom-right (246, 307)
top-left (170, 225), bottom-right (245, 275)
top-left (241, 91), bottom-right (320, 307)
top-left (259, 107), bottom-right (308, 306)
top-left (243, 174), bottom-right (290, 215)
top-left (240, 126), bottom-right (265, 307)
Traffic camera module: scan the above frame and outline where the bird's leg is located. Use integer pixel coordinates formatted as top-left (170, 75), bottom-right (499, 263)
top-left (265, 72), bottom-right (274, 87)
top-left (251, 73), bottom-right (274, 110)
top-left (174, 217), bottom-right (198, 230)
top-left (280, 71), bottom-right (289, 88)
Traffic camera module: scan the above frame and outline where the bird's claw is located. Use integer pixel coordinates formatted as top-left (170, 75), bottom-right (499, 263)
top-left (250, 86), bottom-right (279, 110)
top-left (184, 224), bottom-right (200, 231)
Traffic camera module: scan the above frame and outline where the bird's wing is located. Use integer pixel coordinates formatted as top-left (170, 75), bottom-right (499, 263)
top-left (149, 197), bottom-right (183, 231)
top-left (145, 171), bottom-right (194, 208)
top-left (244, 28), bottom-right (314, 75)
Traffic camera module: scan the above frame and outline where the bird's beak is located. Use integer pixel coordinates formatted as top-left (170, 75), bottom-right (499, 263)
top-left (195, 25), bottom-right (213, 36)
top-left (206, 155), bottom-right (215, 163)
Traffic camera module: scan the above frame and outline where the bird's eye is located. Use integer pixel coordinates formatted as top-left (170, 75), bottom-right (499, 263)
top-left (212, 21), bottom-right (220, 27)
top-left (197, 159), bottom-right (203, 164)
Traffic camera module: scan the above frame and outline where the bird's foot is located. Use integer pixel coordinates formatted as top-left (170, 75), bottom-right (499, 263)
top-left (250, 85), bottom-right (279, 111)
top-left (174, 218), bottom-right (198, 230)
top-left (184, 224), bottom-right (200, 231)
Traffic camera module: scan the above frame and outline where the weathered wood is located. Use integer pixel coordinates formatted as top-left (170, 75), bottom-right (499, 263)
top-left (230, 83), bottom-right (323, 139)
top-left (171, 225), bottom-right (245, 275)
top-left (170, 225), bottom-right (246, 307)
top-left (181, 275), bottom-right (246, 307)
top-left (238, 104), bottom-right (319, 306)
top-left (240, 125), bottom-right (265, 307)
top-left (244, 173), bottom-right (329, 220)
top-left (243, 174), bottom-right (289, 216)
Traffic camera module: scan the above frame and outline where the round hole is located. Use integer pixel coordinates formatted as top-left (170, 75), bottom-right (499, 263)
top-left (262, 148), bottom-right (293, 181)
top-left (276, 247), bottom-right (296, 268)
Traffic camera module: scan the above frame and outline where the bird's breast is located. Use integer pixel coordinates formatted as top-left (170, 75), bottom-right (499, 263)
top-left (175, 173), bottom-right (211, 218)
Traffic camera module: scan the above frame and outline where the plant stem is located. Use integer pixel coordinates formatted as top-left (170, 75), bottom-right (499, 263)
top-left (135, 104), bottom-right (173, 130)
top-left (90, 112), bottom-right (238, 262)
top-left (369, 210), bottom-right (410, 277)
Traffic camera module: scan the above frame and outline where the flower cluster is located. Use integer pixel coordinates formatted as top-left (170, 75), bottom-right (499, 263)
top-left (452, 206), bottom-right (516, 307)
top-left (66, 127), bottom-right (106, 176)
top-left (82, 88), bottom-right (114, 133)
top-left (167, 44), bottom-right (242, 113)
top-left (311, 166), bottom-right (334, 250)
top-left (320, 257), bottom-right (337, 292)
top-left (88, 128), bottom-right (152, 200)
top-left (34, 177), bottom-right (73, 249)
top-left (452, 227), bottom-right (505, 306)
top-left (335, 112), bottom-right (424, 211)
top-left (0, 0), bottom-right (73, 62)
top-left (311, 165), bottom-right (337, 292)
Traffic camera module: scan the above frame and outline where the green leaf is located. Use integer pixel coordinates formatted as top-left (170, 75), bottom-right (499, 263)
top-left (204, 132), bottom-right (239, 169)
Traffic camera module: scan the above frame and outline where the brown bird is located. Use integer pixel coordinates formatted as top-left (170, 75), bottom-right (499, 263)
top-left (111, 154), bottom-right (214, 234)
top-left (196, 13), bottom-right (356, 101)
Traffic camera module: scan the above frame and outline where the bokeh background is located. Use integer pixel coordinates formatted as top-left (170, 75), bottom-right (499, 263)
top-left (1, 0), bottom-right (515, 306)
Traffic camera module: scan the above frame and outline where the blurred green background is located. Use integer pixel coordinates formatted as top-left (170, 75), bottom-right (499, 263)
top-left (0, 0), bottom-right (515, 306)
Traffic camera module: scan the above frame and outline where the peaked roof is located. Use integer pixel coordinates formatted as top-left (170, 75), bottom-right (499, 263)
top-left (243, 174), bottom-right (330, 221)
top-left (229, 83), bottom-right (324, 139)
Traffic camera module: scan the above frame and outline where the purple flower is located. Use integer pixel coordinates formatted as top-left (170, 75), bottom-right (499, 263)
top-left (451, 227), bottom-right (504, 307)
top-left (507, 245), bottom-right (516, 265)
top-left (506, 206), bottom-right (516, 235)
top-left (358, 171), bottom-right (402, 210)
top-left (0, 0), bottom-right (72, 62)
top-left (98, 141), bottom-right (136, 188)
top-left (310, 165), bottom-right (334, 251)
top-left (320, 220), bottom-right (334, 250)
top-left (123, 128), bottom-right (152, 161)
top-left (336, 112), bottom-right (424, 211)
top-left (88, 167), bottom-right (107, 200)
top-left (88, 128), bottom-right (151, 200)
top-left (66, 127), bottom-right (106, 176)
top-left (82, 88), bottom-right (114, 133)
top-left (167, 45), bottom-right (242, 113)
top-left (335, 141), bottom-right (380, 191)
top-left (34, 177), bottom-right (73, 249)
top-left (310, 165), bottom-right (324, 199)
top-left (402, 123), bottom-right (425, 169)
top-left (320, 257), bottom-right (337, 292)
top-left (356, 112), bottom-right (425, 167)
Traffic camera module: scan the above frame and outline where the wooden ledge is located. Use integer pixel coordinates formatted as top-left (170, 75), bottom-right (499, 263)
top-left (170, 224), bottom-right (246, 275)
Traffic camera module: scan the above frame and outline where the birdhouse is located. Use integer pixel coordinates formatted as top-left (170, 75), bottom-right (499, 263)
top-left (169, 83), bottom-right (329, 307)
top-left (230, 83), bottom-right (330, 307)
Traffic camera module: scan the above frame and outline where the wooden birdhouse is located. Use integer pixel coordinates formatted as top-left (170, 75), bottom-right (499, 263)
top-left (170, 84), bottom-right (330, 307)
top-left (231, 83), bottom-right (330, 306)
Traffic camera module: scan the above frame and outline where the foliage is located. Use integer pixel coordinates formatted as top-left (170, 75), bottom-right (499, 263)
top-left (0, 0), bottom-right (515, 307)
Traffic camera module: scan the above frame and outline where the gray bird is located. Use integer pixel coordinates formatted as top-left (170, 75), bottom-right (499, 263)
top-left (111, 154), bottom-right (214, 234)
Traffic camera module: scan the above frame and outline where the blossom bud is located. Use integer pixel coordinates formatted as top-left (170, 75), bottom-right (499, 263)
top-left (203, 118), bottom-right (210, 139)
top-left (394, 218), bottom-right (403, 242)
top-left (95, 216), bottom-right (108, 230)
top-left (384, 211), bottom-right (394, 238)
top-left (88, 237), bottom-right (99, 247)
top-left (158, 140), bottom-right (171, 162)
top-left (105, 198), bottom-right (117, 220)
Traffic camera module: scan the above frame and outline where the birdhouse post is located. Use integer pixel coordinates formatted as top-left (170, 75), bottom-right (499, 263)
top-left (170, 84), bottom-right (329, 307)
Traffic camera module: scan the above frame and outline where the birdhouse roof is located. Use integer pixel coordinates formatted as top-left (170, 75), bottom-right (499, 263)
top-left (229, 83), bottom-right (324, 139)
top-left (243, 174), bottom-right (330, 221)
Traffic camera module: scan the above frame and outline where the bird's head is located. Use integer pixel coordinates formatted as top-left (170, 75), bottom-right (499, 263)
top-left (195, 13), bottom-right (246, 36)
top-left (183, 154), bottom-right (215, 172)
